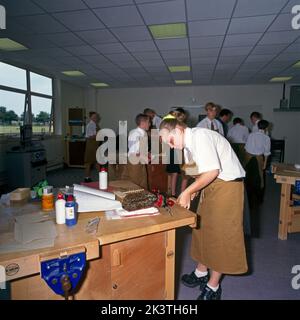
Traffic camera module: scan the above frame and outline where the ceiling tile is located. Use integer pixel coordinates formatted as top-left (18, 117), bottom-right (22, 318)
top-left (139, 59), bottom-right (165, 67)
top-left (282, 0), bottom-right (300, 13)
top-left (111, 26), bottom-right (152, 42)
top-left (106, 53), bottom-right (136, 62)
top-left (76, 29), bottom-right (118, 44)
top-left (191, 57), bottom-right (218, 64)
top-left (259, 31), bottom-right (300, 45)
top-left (220, 46), bottom-right (253, 56)
top-left (34, 48), bottom-right (73, 57)
top-left (133, 51), bottom-right (161, 60)
top-left (164, 57), bottom-right (190, 65)
top-left (186, 0), bottom-right (236, 21)
top-left (93, 43), bottom-right (127, 54)
top-left (123, 40), bottom-right (157, 52)
top-left (11, 34), bottom-right (57, 49)
top-left (218, 55), bottom-right (246, 64)
top-left (215, 64), bottom-right (240, 71)
top-left (251, 44), bottom-right (287, 55)
top-left (45, 32), bottom-right (85, 46)
top-left (245, 54), bottom-right (277, 62)
top-left (224, 33), bottom-right (262, 47)
top-left (190, 36), bottom-right (223, 49)
top-left (233, 0), bottom-right (287, 17)
top-left (228, 15), bottom-right (276, 34)
top-left (190, 48), bottom-right (221, 58)
top-left (53, 10), bottom-right (105, 31)
top-left (155, 38), bottom-right (189, 50)
top-left (284, 43), bottom-right (300, 53)
top-left (14, 14), bottom-right (68, 34)
top-left (273, 52), bottom-right (300, 61)
top-left (1, 0), bottom-right (44, 16)
top-left (33, 0), bottom-right (87, 12)
top-left (93, 6), bottom-right (144, 28)
top-left (138, 0), bottom-right (185, 25)
top-left (64, 45), bottom-right (99, 56)
top-left (80, 54), bottom-right (110, 64)
top-left (269, 13), bottom-right (296, 32)
top-left (161, 50), bottom-right (189, 59)
top-left (189, 19), bottom-right (229, 37)
top-left (84, 0), bottom-right (134, 8)
top-left (114, 60), bottom-right (142, 68)
top-left (56, 56), bottom-right (84, 66)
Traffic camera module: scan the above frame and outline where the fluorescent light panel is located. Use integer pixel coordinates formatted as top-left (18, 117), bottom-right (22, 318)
top-left (0, 38), bottom-right (28, 51)
top-left (270, 76), bottom-right (292, 82)
top-left (62, 71), bottom-right (85, 77)
top-left (149, 23), bottom-right (186, 39)
top-left (175, 80), bottom-right (192, 84)
top-left (169, 65), bottom-right (190, 72)
top-left (90, 82), bottom-right (109, 87)
top-left (293, 61), bottom-right (300, 68)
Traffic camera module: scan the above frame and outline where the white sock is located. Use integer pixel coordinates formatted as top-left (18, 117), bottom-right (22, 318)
top-left (207, 283), bottom-right (219, 292)
top-left (194, 268), bottom-right (208, 278)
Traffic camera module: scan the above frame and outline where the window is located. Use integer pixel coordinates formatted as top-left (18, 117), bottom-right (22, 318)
top-left (0, 61), bottom-right (54, 136)
top-left (0, 62), bottom-right (27, 90)
top-left (31, 96), bottom-right (53, 134)
top-left (0, 90), bottom-right (25, 135)
top-left (30, 72), bottom-right (52, 96)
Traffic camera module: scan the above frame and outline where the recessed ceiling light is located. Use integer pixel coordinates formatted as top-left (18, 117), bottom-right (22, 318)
top-left (62, 71), bottom-right (85, 77)
top-left (293, 61), bottom-right (300, 68)
top-left (175, 80), bottom-right (192, 85)
top-left (169, 66), bottom-right (190, 72)
top-left (149, 23), bottom-right (187, 40)
top-left (90, 82), bottom-right (109, 87)
top-left (270, 76), bottom-right (292, 82)
top-left (0, 38), bottom-right (28, 51)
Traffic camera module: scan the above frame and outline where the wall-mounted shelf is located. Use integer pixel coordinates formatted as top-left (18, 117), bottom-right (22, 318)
top-left (273, 108), bottom-right (300, 112)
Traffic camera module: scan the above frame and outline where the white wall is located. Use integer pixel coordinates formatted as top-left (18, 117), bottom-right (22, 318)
top-left (89, 84), bottom-right (300, 164)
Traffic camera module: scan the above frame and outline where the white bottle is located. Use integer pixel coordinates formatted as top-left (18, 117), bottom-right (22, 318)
top-left (55, 193), bottom-right (66, 224)
top-left (99, 167), bottom-right (108, 190)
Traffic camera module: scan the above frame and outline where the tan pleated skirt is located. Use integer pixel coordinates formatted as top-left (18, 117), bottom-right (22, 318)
top-left (191, 179), bottom-right (248, 274)
top-left (118, 163), bottom-right (148, 190)
top-left (84, 138), bottom-right (99, 164)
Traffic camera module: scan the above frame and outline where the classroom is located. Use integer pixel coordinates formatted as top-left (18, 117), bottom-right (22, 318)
top-left (0, 0), bottom-right (300, 302)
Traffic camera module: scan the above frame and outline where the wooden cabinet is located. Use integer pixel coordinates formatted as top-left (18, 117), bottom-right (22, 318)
top-left (11, 231), bottom-right (173, 300)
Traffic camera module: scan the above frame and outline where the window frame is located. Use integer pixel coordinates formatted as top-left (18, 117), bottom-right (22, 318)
top-left (0, 62), bottom-right (55, 136)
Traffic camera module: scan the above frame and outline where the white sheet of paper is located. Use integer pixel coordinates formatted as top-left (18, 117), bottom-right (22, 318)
top-left (74, 190), bottom-right (122, 212)
top-left (73, 184), bottom-right (115, 200)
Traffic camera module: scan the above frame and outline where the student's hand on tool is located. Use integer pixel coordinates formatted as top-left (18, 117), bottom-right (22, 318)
top-left (191, 192), bottom-right (199, 200)
top-left (177, 191), bottom-right (191, 209)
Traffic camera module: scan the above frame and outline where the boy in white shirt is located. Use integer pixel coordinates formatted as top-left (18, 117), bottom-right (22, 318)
top-left (119, 114), bottom-right (150, 189)
top-left (250, 111), bottom-right (262, 133)
top-left (160, 118), bottom-right (247, 300)
top-left (228, 118), bottom-right (249, 164)
top-left (196, 102), bottom-right (224, 136)
top-left (84, 111), bottom-right (100, 182)
top-left (244, 120), bottom-right (271, 209)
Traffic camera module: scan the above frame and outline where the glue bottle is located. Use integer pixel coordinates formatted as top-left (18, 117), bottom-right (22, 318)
top-left (55, 193), bottom-right (66, 225)
top-left (65, 195), bottom-right (77, 227)
top-left (99, 167), bottom-right (108, 190)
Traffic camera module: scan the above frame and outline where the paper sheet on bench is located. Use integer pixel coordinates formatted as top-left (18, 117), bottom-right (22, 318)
top-left (73, 184), bottom-right (115, 200)
top-left (0, 218), bottom-right (57, 254)
top-left (73, 184), bottom-right (122, 212)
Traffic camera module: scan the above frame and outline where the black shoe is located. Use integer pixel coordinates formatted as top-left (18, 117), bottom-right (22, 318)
top-left (181, 272), bottom-right (209, 289)
top-left (197, 285), bottom-right (222, 300)
top-left (84, 177), bottom-right (92, 183)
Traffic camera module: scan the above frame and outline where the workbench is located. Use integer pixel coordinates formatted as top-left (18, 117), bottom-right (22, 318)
top-left (272, 163), bottom-right (300, 240)
top-left (0, 180), bottom-right (196, 300)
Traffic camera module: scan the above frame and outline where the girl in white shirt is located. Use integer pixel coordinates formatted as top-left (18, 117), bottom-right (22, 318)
top-left (160, 117), bottom-right (247, 301)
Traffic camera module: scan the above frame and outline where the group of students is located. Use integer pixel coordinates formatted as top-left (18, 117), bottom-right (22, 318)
top-left (83, 104), bottom-right (271, 300)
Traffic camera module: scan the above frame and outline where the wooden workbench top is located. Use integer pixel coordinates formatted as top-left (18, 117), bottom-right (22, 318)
top-left (272, 163), bottom-right (300, 178)
top-left (0, 180), bottom-right (196, 280)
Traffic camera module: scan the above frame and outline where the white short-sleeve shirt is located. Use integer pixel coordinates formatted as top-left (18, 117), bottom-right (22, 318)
top-left (227, 124), bottom-right (249, 144)
top-left (196, 117), bottom-right (224, 136)
top-left (245, 130), bottom-right (271, 156)
top-left (85, 120), bottom-right (97, 138)
top-left (184, 127), bottom-right (245, 181)
top-left (128, 127), bottom-right (148, 155)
